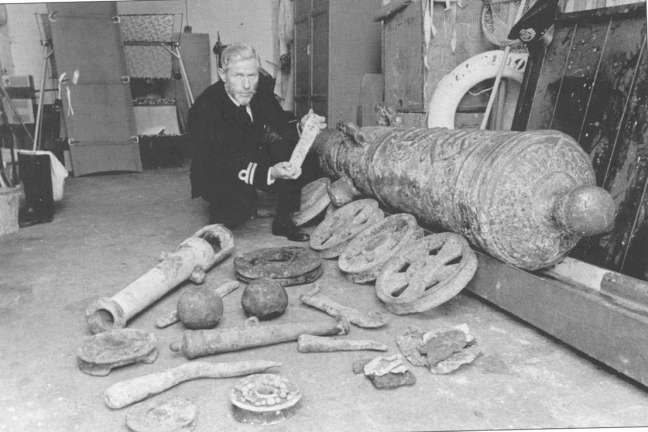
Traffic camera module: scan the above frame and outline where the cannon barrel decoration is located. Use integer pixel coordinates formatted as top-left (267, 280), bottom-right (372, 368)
top-left (86, 225), bottom-right (235, 334)
top-left (313, 126), bottom-right (616, 270)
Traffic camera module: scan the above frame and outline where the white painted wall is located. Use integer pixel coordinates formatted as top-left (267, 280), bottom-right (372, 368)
top-left (5, 0), bottom-right (278, 89)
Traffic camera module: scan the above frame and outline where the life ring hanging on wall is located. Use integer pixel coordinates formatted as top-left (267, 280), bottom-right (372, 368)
top-left (426, 50), bottom-right (528, 129)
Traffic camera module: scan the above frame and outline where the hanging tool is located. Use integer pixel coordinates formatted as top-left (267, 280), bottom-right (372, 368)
top-left (32, 42), bottom-right (54, 151)
top-left (479, 0), bottom-right (527, 130)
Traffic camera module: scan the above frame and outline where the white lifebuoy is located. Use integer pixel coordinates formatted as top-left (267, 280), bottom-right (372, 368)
top-left (427, 50), bottom-right (528, 129)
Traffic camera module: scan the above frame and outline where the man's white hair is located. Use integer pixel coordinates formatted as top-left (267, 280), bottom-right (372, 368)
top-left (220, 42), bottom-right (260, 70)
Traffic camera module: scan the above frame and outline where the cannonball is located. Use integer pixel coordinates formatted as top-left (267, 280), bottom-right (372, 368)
top-left (241, 278), bottom-right (288, 320)
top-left (177, 286), bottom-right (224, 329)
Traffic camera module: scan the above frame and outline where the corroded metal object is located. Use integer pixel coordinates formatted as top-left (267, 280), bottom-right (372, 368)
top-left (292, 178), bottom-right (331, 226)
top-left (169, 317), bottom-right (349, 359)
top-left (299, 285), bottom-right (389, 328)
top-left (234, 246), bottom-right (322, 286)
top-left (376, 233), bottom-right (478, 314)
top-left (230, 374), bottom-right (301, 424)
top-left (241, 278), bottom-right (289, 320)
top-left (314, 126), bottom-right (616, 270)
top-left (86, 225), bottom-right (235, 334)
top-left (77, 329), bottom-right (158, 376)
top-left (297, 334), bottom-right (388, 352)
top-left (125, 397), bottom-right (198, 432)
top-left (327, 176), bottom-right (362, 207)
top-left (338, 213), bottom-right (423, 283)
top-left (105, 360), bottom-right (281, 409)
top-left (310, 199), bottom-right (385, 259)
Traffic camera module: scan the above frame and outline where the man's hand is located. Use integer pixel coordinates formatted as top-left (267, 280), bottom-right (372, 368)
top-left (299, 109), bottom-right (327, 134)
top-left (269, 161), bottom-right (302, 181)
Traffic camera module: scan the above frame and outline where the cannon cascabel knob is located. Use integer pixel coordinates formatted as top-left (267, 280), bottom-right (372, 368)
top-left (552, 185), bottom-right (616, 236)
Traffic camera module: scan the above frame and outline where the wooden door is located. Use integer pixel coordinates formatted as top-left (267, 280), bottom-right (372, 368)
top-left (48, 2), bottom-right (141, 175)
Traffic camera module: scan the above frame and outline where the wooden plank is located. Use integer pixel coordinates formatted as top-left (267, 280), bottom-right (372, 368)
top-left (383, 0), bottom-right (424, 112)
top-left (467, 251), bottom-right (648, 387)
top-left (48, 2), bottom-right (141, 175)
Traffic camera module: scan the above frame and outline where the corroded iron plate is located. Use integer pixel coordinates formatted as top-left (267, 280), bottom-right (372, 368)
top-left (310, 199), bottom-right (384, 259)
top-left (125, 397), bottom-right (197, 432)
top-left (234, 247), bottom-right (322, 286)
top-left (77, 328), bottom-right (158, 376)
top-left (376, 233), bottom-right (478, 314)
top-left (338, 214), bottom-right (423, 283)
top-left (230, 373), bottom-right (301, 413)
top-left (292, 178), bottom-right (331, 226)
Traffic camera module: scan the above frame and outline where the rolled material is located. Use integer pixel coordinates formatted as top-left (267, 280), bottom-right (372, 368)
top-left (86, 225), bottom-right (234, 334)
top-left (297, 335), bottom-right (388, 352)
top-left (104, 360), bottom-right (280, 409)
top-left (170, 317), bottom-right (350, 359)
top-left (314, 127), bottom-right (616, 270)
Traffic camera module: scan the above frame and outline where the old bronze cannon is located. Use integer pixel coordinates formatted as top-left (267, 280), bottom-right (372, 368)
top-left (313, 126), bottom-right (616, 271)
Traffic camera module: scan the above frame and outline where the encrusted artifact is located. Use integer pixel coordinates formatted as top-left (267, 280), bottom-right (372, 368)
top-left (310, 199), bottom-right (385, 259)
top-left (86, 225), bottom-right (234, 334)
top-left (241, 278), bottom-right (289, 320)
top-left (234, 246), bottom-right (322, 286)
top-left (297, 334), bottom-right (388, 352)
top-left (169, 316), bottom-right (349, 359)
top-left (177, 286), bottom-right (223, 330)
top-left (156, 281), bottom-right (240, 329)
top-left (362, 354), bottom-right (416, 389)
top-left (299, 285), bottom-right (389, 328)
top-left (230, 373), bottom-right (301, 424)
top-left (292, 178), bottom-right (331, 226)
top-left (104, 360), bottom-right (281, 409)
top-left (327, 176), bottom-right (362, 207)
top-left (125, 397), bottom-right (197, 432)
top-left (376, 233), bottom-right (478, 314)
top-left (396, 324), bottom-right (481, 374)
top-left (338, 213), bottom-right (423, 283)
top-left (77, 328), bottom-right (158, 376)
top-left (314, 126), bottom-right (616, 270)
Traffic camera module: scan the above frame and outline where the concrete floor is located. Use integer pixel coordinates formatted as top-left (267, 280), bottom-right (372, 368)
top-left (1, 166), bottom-right (648, 432)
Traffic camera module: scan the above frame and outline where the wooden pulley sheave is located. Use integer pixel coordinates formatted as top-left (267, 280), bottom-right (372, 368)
top-left (234, 247), bottom-right (322, 286)
top-left (376, 233), bottom-right (478, 314)
top-left (310, 199), bottom-right (385, 259)
top-left (338, 213), bottom-right (423, 283)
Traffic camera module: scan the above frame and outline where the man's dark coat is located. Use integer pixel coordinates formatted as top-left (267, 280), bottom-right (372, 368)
top-left (188, 80), bottom-right (299, 224)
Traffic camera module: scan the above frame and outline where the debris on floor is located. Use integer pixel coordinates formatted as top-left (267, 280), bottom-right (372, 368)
top-left (362, 354), bottom-right (416, 389)
top-left (104, 360), bottom-right (281, 409)
top-left (85, 224), bottom-right (234, 334)
top-left (234, 246), bottom-right (322, 286)
top-left (169, 316), bottom-right (349, 359)
top-left (77, 328), bottom-right (158, 376)
top-left (396, 324), bottom-right (481, 374)
top-left (125, 397), bottom-right (198, 432)
top-left (297, 334), bottom-right (389, 352)
top-left (299, 284), bottom-right (389, 328)
top-left (241, 277), bottom-right (289, 320)
top-left (230, 373), bottom-right (302, 424)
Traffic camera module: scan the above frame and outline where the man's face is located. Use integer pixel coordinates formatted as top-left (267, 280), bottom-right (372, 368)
top-left (219, 57), bottom-right (259, 106)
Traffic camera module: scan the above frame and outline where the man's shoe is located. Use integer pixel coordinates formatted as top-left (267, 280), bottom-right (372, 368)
top-left (272, 222), bottom-right (310, 242)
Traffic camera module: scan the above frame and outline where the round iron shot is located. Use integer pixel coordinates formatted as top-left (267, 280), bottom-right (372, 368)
top-left (338, 213), bottom-right (423, 283)
top-left (125, 397), bottom-right (197, 432)
top-left (310, 198), bottom-right (384, 259)
top-left (230, 373), bottom-right (302, 424)
top-left (234, 247), bottom-right (322, 286)
top-left (292, 178), bottom-right (331, 226)
top-left (77, 328), bottom-right (158, 376)
top-left (376, 233), bottom-right (478, 314)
